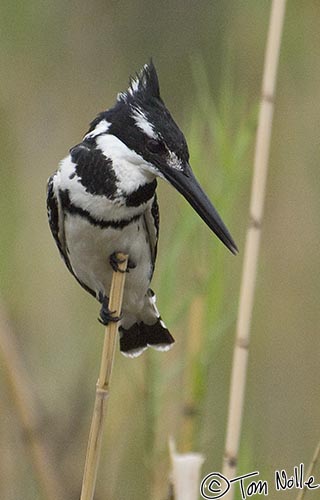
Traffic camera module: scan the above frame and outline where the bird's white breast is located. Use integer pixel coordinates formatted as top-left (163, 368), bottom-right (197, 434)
top-left (63, 208), bottom-right (153, 314)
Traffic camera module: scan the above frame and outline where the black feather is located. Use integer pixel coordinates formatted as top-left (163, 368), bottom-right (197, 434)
top-left (118, 60), bottom-right (161, 104)
top-left (130, 60), bottom-right (161, 100)
top-left (70, 143), bottom-right (118, 198)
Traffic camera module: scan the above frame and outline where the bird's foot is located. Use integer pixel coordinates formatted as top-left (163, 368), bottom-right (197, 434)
top-left (109, 252), bottom-right (126, 273)
top-left (109, 252), bottom-right (136, 273)
top-left (98, 294), bottom-right (122, 325)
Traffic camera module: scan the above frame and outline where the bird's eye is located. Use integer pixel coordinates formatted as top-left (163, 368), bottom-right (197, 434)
top-left (146, 139), bottom-right (166, 154)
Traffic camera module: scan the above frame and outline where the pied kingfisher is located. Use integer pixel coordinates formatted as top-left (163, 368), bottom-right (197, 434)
top-left (47, 61), bottom-right (237, 358)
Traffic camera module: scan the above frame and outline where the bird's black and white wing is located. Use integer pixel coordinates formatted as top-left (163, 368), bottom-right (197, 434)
top-left (143, 194), bottom-right (159, 277)
top-left (47, 171), bottom-right (98, 298)
top-left (46, 173), bottom-right (72, 274)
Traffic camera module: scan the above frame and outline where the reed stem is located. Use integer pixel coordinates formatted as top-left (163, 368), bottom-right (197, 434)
top-left (296, 439), bottom-right (320, 500)
top-left (222, 0), bottom-right (286, 491)
top-left (181, 295), bottom-right (205, 452)
top-left (0, 299), bottom-right (65, 500)
top-left (80, 253), bottom-right (128, 500)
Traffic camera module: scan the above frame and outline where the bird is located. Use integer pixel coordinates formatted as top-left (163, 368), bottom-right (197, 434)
top-left (47, 61), bottom-right (237, 358)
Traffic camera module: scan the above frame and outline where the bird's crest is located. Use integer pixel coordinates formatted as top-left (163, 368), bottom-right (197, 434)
top-left (117, 61), bottom-right (161, 103)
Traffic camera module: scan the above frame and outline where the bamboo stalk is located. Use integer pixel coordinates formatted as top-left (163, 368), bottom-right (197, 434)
top-left (144, 350), bottom-right (157, 498)
top-left (181, 295), bottom-right (204, 452)
top-left (0, 299), bottom-right (66, 500)
top-left (222, 0), bottom-right (286, 490)
top-left (296, 439), bottom-right (320, 500)
top-left (80, 253), bottom-right (128, 500)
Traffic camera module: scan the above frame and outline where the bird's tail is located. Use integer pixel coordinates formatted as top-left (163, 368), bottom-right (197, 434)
top-left (119, 289), bottom-right (175, 358)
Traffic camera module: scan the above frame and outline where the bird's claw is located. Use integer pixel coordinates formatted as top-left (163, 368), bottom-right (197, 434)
top-left (98, 293), bottom-right (123, 325)
top-left (109, 252), bottom-right (136, 273)
top-left (98, 313), bottom-right (122, 326)
top-left (99, 307), bottom-right (123, 325)
top-left (109, 252), bottom-right (127, 273)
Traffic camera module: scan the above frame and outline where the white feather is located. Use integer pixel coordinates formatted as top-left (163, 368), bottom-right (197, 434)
top-left (96, 134), bottom-right (157, 193)
top-left (121, 346), bottom-right (148, 358)
top-left (83, 119), bottom-right (110, 140)
top-left (128, 76), bottom-right (140, 95)
top-left (167, 151), bottom-right (183, 171)
top-left (58, 154), bottom-right (152, 222)
top-left (148, 343), bottom-right (174, 352)
top-left (131, 107), bottom-right (157, 139)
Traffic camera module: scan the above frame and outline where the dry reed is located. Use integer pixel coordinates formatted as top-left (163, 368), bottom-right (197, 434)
top-left (80, 253), bottom-right (128, 500)
top-left (296, 439), bottom-right (320, 500)
top-left (222, 0), bottom-right (287, 491)
top-left (0, 298), bottom-right (66, 500)
top-left (181, 295), bottom-right (205, 452)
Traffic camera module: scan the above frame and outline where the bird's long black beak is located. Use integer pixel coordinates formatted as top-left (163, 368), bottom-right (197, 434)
top-left (162, 163), bottom-right (238, 254)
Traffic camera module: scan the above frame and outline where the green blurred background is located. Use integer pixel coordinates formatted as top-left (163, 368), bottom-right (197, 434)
top-left (1, 1), bottom-right (320, 499)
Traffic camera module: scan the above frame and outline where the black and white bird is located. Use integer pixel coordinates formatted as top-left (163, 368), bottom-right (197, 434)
top-left (47, 61), bottom-right (237, 358)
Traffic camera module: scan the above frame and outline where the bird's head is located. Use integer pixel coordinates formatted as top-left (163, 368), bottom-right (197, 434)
top-left (87, 61), bottom-right (237, 254)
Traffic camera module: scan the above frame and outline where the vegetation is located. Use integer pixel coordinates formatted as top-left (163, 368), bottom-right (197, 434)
top-left (0, 2), bottom-right (319, 499)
